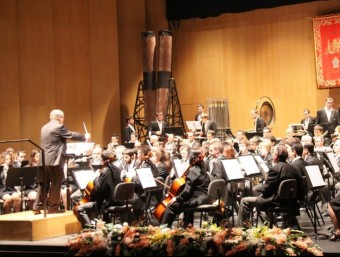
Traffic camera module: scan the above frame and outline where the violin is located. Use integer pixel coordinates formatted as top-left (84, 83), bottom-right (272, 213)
top-left (153, 153), bottom-right (204, 222)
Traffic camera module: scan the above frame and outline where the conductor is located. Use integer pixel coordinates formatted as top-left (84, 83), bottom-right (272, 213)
top-left (33, 109), bottom-right (91, 214)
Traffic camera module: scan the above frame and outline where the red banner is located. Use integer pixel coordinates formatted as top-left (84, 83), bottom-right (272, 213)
top-left (313, 14), bottom-right (340, 88)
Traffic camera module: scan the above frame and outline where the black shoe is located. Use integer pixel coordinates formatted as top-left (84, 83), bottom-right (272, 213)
top-left (329, 233), bottom-right (340, 241)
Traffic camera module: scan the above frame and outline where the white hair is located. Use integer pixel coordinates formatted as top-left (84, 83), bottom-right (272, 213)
top-left (49, 109), bottom-right (64, 120)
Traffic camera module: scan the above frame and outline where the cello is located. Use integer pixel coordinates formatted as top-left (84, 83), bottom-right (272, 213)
top-left (153, 153), bottom-right (204, 222)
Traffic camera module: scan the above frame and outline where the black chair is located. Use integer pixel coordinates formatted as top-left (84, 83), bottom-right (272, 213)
top-left (106, 182), bottom-right (135, 224)
top-left (185, 179), bottom-right (226, 228)
top-left (257, 179), bottom-right (300, 229)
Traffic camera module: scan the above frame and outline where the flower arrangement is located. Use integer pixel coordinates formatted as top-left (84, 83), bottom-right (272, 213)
top-left (67, 222), bottom-right (323, 256)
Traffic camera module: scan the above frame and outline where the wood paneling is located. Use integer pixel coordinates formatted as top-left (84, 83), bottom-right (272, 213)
top-left (0, 0), bottom-right (121, 151)
top-left (168, 1), bottom-right (340, 137)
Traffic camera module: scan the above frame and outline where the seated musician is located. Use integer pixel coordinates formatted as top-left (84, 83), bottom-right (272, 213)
top-left (186, 131), bottom-right (201, 149)
top-left (130, 145), bottom-right (159, 222)
top-left (120, 148), bottom-right (137, 182)
top-left (161, 150), bottom-right (211, 228)
top-left (75, 150), bottom-right (122, 228)
top-left (0, 151), bottom-right (21, 214)
top-left (237, 144), bottom-right (302, 228)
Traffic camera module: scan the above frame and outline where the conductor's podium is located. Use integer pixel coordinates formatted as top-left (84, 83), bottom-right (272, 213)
top-left (0, 210), bottom-right (81, 241)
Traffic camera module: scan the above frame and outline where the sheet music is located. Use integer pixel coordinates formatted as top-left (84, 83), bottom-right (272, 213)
top-left (186, 121), bottom-right (202, 131)
top-left (221, 159), bottom-right (244, 181)
top-left (66, 142), bottom-right (95, 156)
top-left (72, 169), bottom-right (95, 190)
top-left (237, 155), bottom-right (261, 177)
top-left (254, 155), bottom-right (270, 173)
top-left (136, 168), bottom-right (157, 189)
top-left (305, 165), bottom-right (326, 189)
top-left (173, 159), bottom-right (190, 178)
top-left (326, 151), bottom-right (340, 174)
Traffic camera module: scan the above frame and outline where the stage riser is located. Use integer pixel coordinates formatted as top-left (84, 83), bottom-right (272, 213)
top-left (0, 211), bottom-right (81, 241)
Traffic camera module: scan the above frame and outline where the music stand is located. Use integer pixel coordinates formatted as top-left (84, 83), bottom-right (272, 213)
top-left (221, 159), bottom-right (245, 227)
top-left (316, 151), bottom-right (335, 199)
top-left (173, 159), bottom-right (189, 178)
top-left (245, 131), bottom-right (263, 140)
top-left (224, 128), bottom-right (235, 138)
top-left (253, 155), bottom-right (270, 178)
top-left (305, 165), bottom-right (327, 240)
top-left (72, 169), bottom-right (95, 190)
top-left (20, 160), bottom-right (29, 167)
top-left (124, 143), bottom-right (135, 149)
top-left (136, 168), bottom-right (162, 225)
top-left (237, 155), bottom-right (262, 178)
top-left (289, 124), bottom-right (306, 135)
top-left (6, 167), bottom-right (39, 212)
top-left (164, 126), bottom-right (185, 137)
top-left (186, 121), bottom-right (202, 131)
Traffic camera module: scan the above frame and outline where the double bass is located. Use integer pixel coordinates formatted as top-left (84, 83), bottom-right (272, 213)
top-left (153, 153), bottom-right (204, 222)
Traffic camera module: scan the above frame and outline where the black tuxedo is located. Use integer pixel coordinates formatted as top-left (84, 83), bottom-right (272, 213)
top-left (316, 108), bottom-right (340, 135)
top-left (301, 117), bottom-right (316, 128)
top-left (122, 125), bottom-right (135, 143)
top-left (255, 117), bottom-right (266, 133)
top-left (201, 120), bottom-right (217, 136)
top-left (149, 120), bottom-right (167, 138)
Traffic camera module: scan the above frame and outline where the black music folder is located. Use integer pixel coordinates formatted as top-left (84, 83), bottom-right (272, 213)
top-left (164, 126), bottom-right (185, 136)
top-left (245, 131), bottom-right (263, 140)
top-left (6, 167), bottom-right (38, 187)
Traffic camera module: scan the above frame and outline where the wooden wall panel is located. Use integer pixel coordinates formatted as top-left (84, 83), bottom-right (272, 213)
top-left (52, 0), bottom-right (92, 138)
top-left (0, 1), bottom-right (21, 150)
top-left (167, 0), bottom-right (340, 138)
top-left (116, 0), bottom-right (145, 136)
top-left (88, 0), bottom-right (120, 145)
top-left (17, 0), bottom-right (55, 150)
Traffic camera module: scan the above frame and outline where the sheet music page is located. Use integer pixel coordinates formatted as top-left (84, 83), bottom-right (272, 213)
top-left (326, 152), bottom-right (340, 174)
top-left (73, 169), bottom-right (95, 190)
top-left (173, 159), bottom-right (189, 178)
top-left (193, 121), bottom-right (202, 130)
top-left (305, 165), bottom-right (326, 188)
top-left (221, 159), bottom-right (244, 181)
top-left (66, 142), bottom-right (95, 155)
top-left (186, 121), bottom-right (202, 131)
top-left (136, 168), bottom-right (157, 189)
top-left (237, 155), bottom-right (261, 176)
top-left (254, 155), bottom-right (270, 173)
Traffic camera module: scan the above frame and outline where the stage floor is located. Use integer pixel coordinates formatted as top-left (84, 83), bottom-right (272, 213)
top-left (0, 208), bottom-right (338, 256)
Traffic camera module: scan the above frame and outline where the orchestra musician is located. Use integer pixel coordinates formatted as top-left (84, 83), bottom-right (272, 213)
top-left (199, 113), bottom-right (217, 137)
top-left (250, 109), bottom-right (266, 133)
top-left (74, 150), bottom-right (122, 228)
top-left (185, 131), bottom-right (201, 149)
top-left (149, 112), bottom-right (167, 142)
top-left (122, 116), bottom-right (135, 144)
top-left (301, 108), bottom-right (316, 133)
top-left (161, 150), bottom-right (211, 228)
top-left (316, 97), bottom-right (340, 138)
top-left (33, 109), bottom-right (90, 215)
top-left (120, 148), bottom-right (137, 182)
top-left (194, 104), bottom-right (205, 122)
top-left (130, 145), bottom-right (159, 222)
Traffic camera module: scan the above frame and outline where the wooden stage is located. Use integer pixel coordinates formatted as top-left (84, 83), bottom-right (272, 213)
top-left (0, 210), bottom-right (81, 241)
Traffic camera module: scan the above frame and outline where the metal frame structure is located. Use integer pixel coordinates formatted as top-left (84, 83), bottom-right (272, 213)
top-left (133, 78), bottom-right (185, 143)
